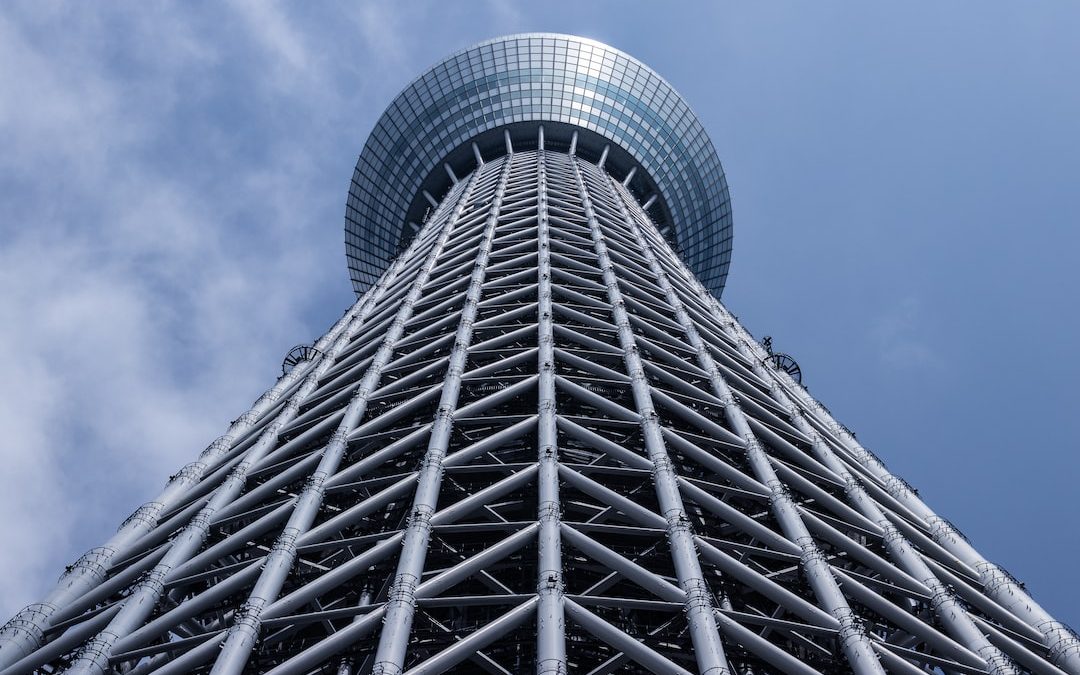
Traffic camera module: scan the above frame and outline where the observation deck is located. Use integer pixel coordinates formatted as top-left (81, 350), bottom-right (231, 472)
top-left (345, 33), bottom-right (733, 297)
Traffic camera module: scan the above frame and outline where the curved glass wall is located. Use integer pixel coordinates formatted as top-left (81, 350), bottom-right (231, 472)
top-left (346, 33), bottom-right (733, 297)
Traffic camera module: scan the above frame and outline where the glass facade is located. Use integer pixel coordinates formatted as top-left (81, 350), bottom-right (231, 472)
top-left (346, 33), bottom-right (733, 298)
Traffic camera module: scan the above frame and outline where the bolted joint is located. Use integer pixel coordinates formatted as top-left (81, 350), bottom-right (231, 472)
top-left (682, 576), bottom-right (714, 614)
top-left (234, 410), bottom-right (260, 428)
top-left (975, 561), bottom-right (1024, 594)
top-left (928, 582), bottom-right (958, 614)
top-left (664, 508), bottom-right (693, 533)
top-left (173, 462), bottom-right (204, 486)
top-left (269, 530), bottom-right (301, 565)
top-left (0, 602), bottom-right (56, 645)
top-left (69, 632), bottom-right (117, 672)
top-left (880, 523), bottom-right (908, 551)
top-left (386, 573), bottom-right (420, 606)
top-left (371, 661), bottom-right (404, 675)
top-left (233, 599), bottom-right (265, 634)
top-left (840, 474), bottom-right (863, 499)
top-left (744, 437), bottom-right (764, 456)
top-left (202, 435), bottom-right (233, 460)
top-left (976, 644), bottom-right (1018, 675)
top-left (796, 536), bottom-right (829, 570)
top-left (418, 454), bottom-right (445, 479)
top-left (302, 474), bottom-right (327, 496)
top-left (539, 499), bottom-right (561, 522)
top-left (119, 502), bottom-right (163, 532)
top-left (136, 567), bottom-right (169, 598)
top-left (187, 509), bottom-right (214, 535)
top-left (766, 479), bottom-right (792, 509)
top-left (883, 475), bottom-right (917, 500)
top-left (537, 659), bottom-right (568, 675)
top-left (833, 607), bottom-right (869, 651)
top-left (1038, 620), bottom-right (1080, 665)
top-left (407, 504), bottom-right (435, 534)
top-left (255, 389), bottom-right (282, 408)
top-left (330, 428), bottom-right (349, 447)
top-left (538, 569), bottom-right (564, 594)
top-left (65, 547), bottom-right (115, 585)
top-left (651, 453), bottom-right (673, 477)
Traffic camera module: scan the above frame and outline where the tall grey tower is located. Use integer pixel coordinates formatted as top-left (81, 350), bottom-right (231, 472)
top-left (1, 33), bottom-right (1076, 675)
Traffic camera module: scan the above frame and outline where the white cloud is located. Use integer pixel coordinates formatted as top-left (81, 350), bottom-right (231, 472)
top-left (0, 4), bottom-right (355, 617)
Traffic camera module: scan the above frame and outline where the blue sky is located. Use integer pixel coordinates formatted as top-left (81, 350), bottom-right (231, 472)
top-left (1, 2), bottom-right (1077, 629)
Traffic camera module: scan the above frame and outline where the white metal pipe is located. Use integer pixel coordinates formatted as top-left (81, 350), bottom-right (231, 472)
top-left (369, 155), bottom-right (514, 675)
top-left (401, 598), bottom-right (538, 675)
top-left (713, 609), bottom-right (824, 675)
top-left (415, 524), bottom-right (538, 600)
top-left (564, 599), bottom-right (694, 675)
top-left (676, 255), bottom-right (1030, 674)
top-left (207, 167), bottom-right (488, 675)
top-left (263, 609), bottom-right (388, 675)
top-left (535, 147), bottom-right (567, 675)
top-left (607, 174), bottom-right (884, 675)
top-left (571, 157), bottom-right (730, 675)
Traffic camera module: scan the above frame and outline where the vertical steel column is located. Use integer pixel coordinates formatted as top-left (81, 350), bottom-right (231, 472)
top-left (0, 291), bottom-right (386, 670)
top-left (608, 178), bottom-right (886, 675)
top-left (535, 139), bottom-right (567, 675)
top-left (207, 169), bottom-right (486, 675)
top-left (571, 158), bottom-right (731, 675)
top-left (686, 271), bottom-right (1080, 675)
top-left (370, 154), bottom-right (514, 675)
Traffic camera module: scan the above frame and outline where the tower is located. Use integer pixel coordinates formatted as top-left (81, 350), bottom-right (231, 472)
top-left (1, 30), bottom-right (1076, 674)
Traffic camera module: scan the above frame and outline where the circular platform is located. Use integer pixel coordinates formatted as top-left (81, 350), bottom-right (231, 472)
top-left (345, 33), bottom-right (733, 297)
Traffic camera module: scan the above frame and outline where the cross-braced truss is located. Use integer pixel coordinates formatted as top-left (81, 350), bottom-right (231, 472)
top-left (2, 138), bottom-right (1078, 675)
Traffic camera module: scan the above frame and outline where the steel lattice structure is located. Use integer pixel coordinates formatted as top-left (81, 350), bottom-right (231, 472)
top-left (2, 33), bottom-right (1078, 675)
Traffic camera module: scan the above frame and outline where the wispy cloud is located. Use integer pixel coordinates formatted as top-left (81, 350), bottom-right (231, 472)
top-left (0, 3), bottom-right (374, 616)
top-left (871, 296), bottom-right (943, 370)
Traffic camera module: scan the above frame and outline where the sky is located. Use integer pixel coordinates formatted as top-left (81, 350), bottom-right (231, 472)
top-left (1, 2), bottom-right (1078, 630)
